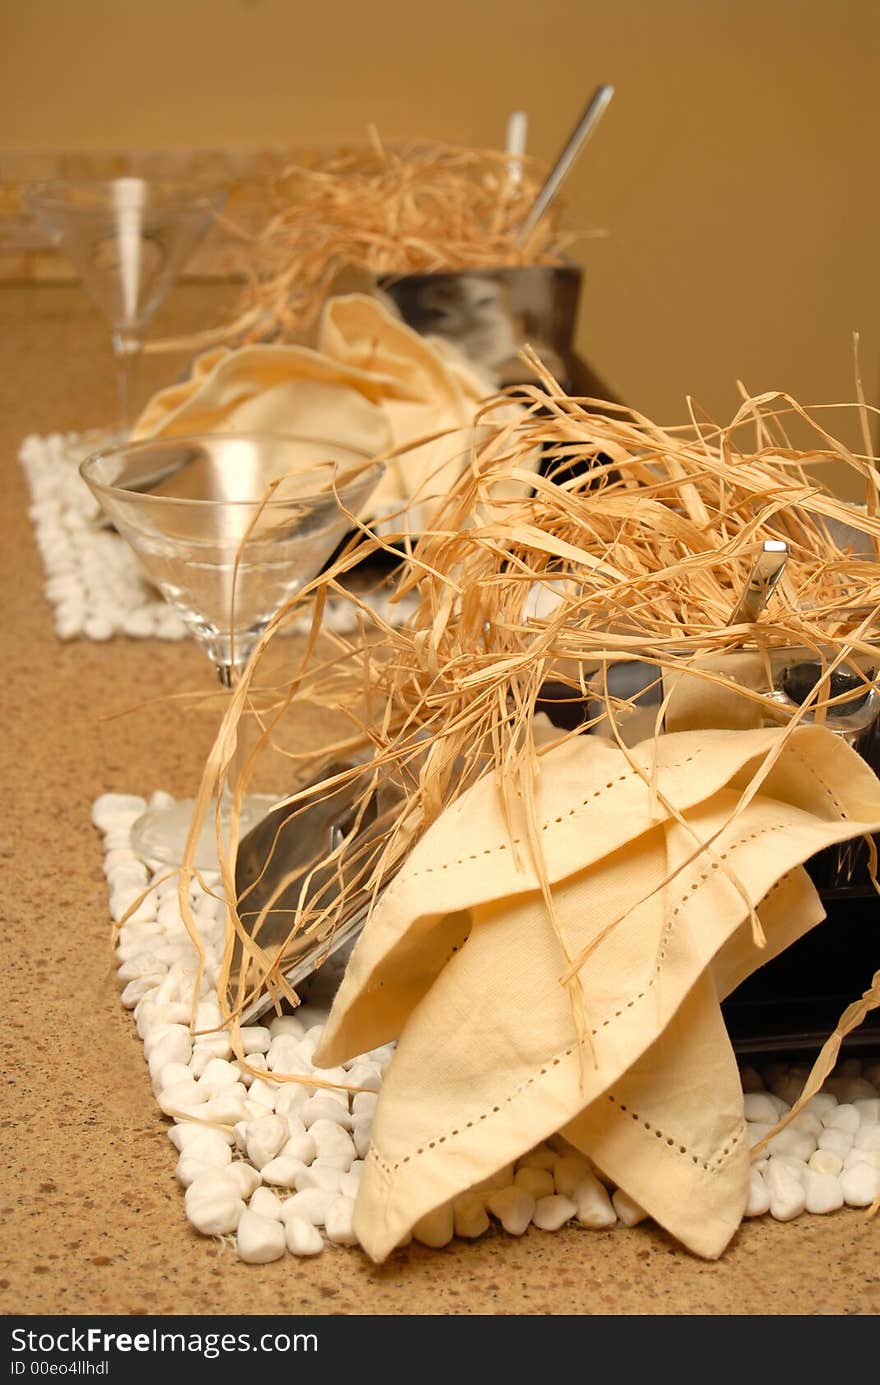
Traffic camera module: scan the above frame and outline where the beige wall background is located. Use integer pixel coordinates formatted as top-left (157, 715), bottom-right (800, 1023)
top-left (3, 0), bottom-right (880, 469)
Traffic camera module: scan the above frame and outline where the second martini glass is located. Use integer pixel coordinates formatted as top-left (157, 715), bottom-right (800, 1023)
top-left (80, 432), bottom-right (383, 868)
top-left (25, 177), bottom-right (227, 431)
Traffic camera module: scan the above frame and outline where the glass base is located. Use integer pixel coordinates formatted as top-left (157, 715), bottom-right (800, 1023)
top-left (130, 793), bottom-right (280, 872)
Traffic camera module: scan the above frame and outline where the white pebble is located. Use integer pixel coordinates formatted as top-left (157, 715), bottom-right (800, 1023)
top-left (240, 1027), bottom-right (272, 1056)
top-left (351, 1091), bottom-right (378, 1118)
top-left (804, 1170), bottom-right (844, 1215)
top-left (472, 1164), bottom-right (515, 1196)
top-left (259, 1156), bottom-right (305, 1189)
top-left (194, 998), bottom-right (223, 1030)
top-left (197, 1059), bottom-right (242, 1097)
top-left (805, 1093), bottom-right (839, 1118)
top-left (245, 1115), bottom-right (288, 1170)
top-left (743, 1092), bottom-right (780, 1125)
top-left (184, 1170), bottom-right (244, 1236)
top-left (574, 1171), bottom-right (618, 1229)
top-left (343, 1062), bottom-right (382, 1093)
top-left (845, 1149), bottom-right (880, 1171)
top-left (175, 1154), bottom-right (226, 1188)
top-left (789, 1111), bottom-right (823, 1138)
top-left (238, 1054), bottom-right (268, 1086)
top-left (822, 1103), bottom-right (861, 1134)
top-left (154, 1061), bottom-right (192, 1097)
top-left (854, 1099), bottom-right (880, 1125)
top-left (92, 793), bottom-right (146, 830)
top-left (762, 1060), bottom-right (792, 1084)
top-left (367, 1041), bottom-right (397, 1068)
top-left (269, 1015), bottom-right (306, 1039)
top-left (611, 1189), bottom-right (647, 1227)
top-left (267, 1035), bottom-right (310, 1074)
top-left (112, 896), bottom-right (157, 928)
top-left (117, 954), bottom-right (165, 984)
top-left (120, 976), bottom-right (161, 1008)
top-left (169, 1126), bottom-right (232, 1165)
top-left (552, 1155), bottom-right (593, 1200)
top-left (285, 1216), bottom-right (324, 1256)
top-left (766, 1127), bottom-right (816, 1162)
top-left (739, 1065), bottom-right (765, 1093)
top-left (486, 1187), bottom-right (535, 1236)
top-left (324, 1196), bottom-right (358, 1246)
top-left (284, 1112), bottom-right (306, 1139)
top-left (412, 1202), bottom-right (454, 1248)
top-left (122, 609), bottom-right (158, 638)
top-left (225, 1163), bottom-right (262, 1199)
top-left (339, 1168), bottom-right (362, 1201)
top-left (200, 1090), bottom-right (249, 1126)
top-left (297, 1165), bottom-right (343, 1194)
top-left (156, 898), bottom-right (184, 929)
top-left (249, 1187), bottom-right (284, 1221)
top-left (532, 1194), bottom-right (577, 1231)
top-left (514, 1166), bottom-right (555, 1200)
top-left (841, 1162), bottom-right (880, 1207)
top-left (744, 1168), bottom-right (770, 1217)
top-left (135, 998), bottom-right (188, 1039)
top-left (158, 1078), bottom-right (206, 1116)
top-left (747, 1122), bottom-right (774, 1149)
top-left (837, 1057), bottom-right (864, 1077)
top-left (771, 1075), bottom-right (806, 1108)
top-left (352, 1120), bottom-right (372, 1160)
top-left (309, 1119), bottom-right (355, 1170)
top-left (275, 1084), bottom-right (309, 1119)
top-left (832, 1077), bottom-right (879, 1102)
top-left (247, 1078), bottom-right (280, 1113)
top-left (516, 1144), bottom-right (557, 1173)
top-left (818, 1128), bottom-right (854, 1159)
top-left (280, 1188), bottom-right (336, 1227)
top-left (768, 1154), bottom-right (807, 1185)
top-left (765, 1160), bottom-right (807, 1221)
top-left (244, 1098), bottom-right (275, 1122)
top-left (452, 1192), bottom-right (490, 1240)
top-left (855, 1125), bottom-right (880, 1151)
top-left (302, 1093), bottom-right (352, 1130)
top-left (282, 1132), bottom-right (317, 1166)
top-left (808, 1149), bottom-right (844, 1176)
top-left (192, 1032), bottom-right (233, 1063)
top-left (236, 1210), bottom-right (286, 1264)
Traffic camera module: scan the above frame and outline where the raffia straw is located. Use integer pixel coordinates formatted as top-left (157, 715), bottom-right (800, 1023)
top-left (168, 365), bottom-right (880, 1121)
top-left (144, 134), bottom-right (577, 356)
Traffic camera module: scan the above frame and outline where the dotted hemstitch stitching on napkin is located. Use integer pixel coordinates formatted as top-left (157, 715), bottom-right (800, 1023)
top-left (604, 1093), bottom-right (746, 1174)
top-left (368, 831), bottom-right (794, 1176)
top-left (403, 753), bottom-right (700, 879)
top-left (399, 736), bottom-right (847, 885)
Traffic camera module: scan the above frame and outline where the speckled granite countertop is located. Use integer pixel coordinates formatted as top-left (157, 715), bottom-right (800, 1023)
top-left (0, 283), bottom-right (877, 1317)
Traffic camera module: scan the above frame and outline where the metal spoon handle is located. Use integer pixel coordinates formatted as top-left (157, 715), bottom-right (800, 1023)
top-left (505, 109), bottom-right (529, 190)
top-left (728, 540), bottom-right (789, 626)
top-left (517, 83), bottom-right (615, 243)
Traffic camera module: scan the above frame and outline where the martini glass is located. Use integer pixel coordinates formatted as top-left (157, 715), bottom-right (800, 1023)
top-left (24, 177), bottom-right (227, 430)
top-left (80, 432), bottom-right (384, 868)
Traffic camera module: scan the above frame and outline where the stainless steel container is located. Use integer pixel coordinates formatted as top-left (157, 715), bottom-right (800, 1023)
top-left (378, 263), bottom-right (620, 401)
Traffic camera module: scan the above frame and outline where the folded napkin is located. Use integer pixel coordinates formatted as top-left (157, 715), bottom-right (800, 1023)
top-left (133, 294), bottom-right (529, 525)
top-left (315, 724), bottom-right (880, 1261)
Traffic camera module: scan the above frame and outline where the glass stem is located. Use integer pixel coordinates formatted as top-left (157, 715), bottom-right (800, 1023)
top-left (216, 661), bottom-right (249, 809)
top-left (111, 328), bottom-right (142, 432)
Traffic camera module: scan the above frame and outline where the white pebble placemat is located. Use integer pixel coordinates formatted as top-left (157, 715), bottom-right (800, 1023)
top-left (19, 431), bottom-right (414, 643)
top-left (93, 791), bottom-right (880, 1264)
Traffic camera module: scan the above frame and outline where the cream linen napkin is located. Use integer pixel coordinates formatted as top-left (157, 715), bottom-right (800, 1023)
top-left (314, 724), bottom-right (880, 1261)
top-left (132, 293), bottom-right (529, 523)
